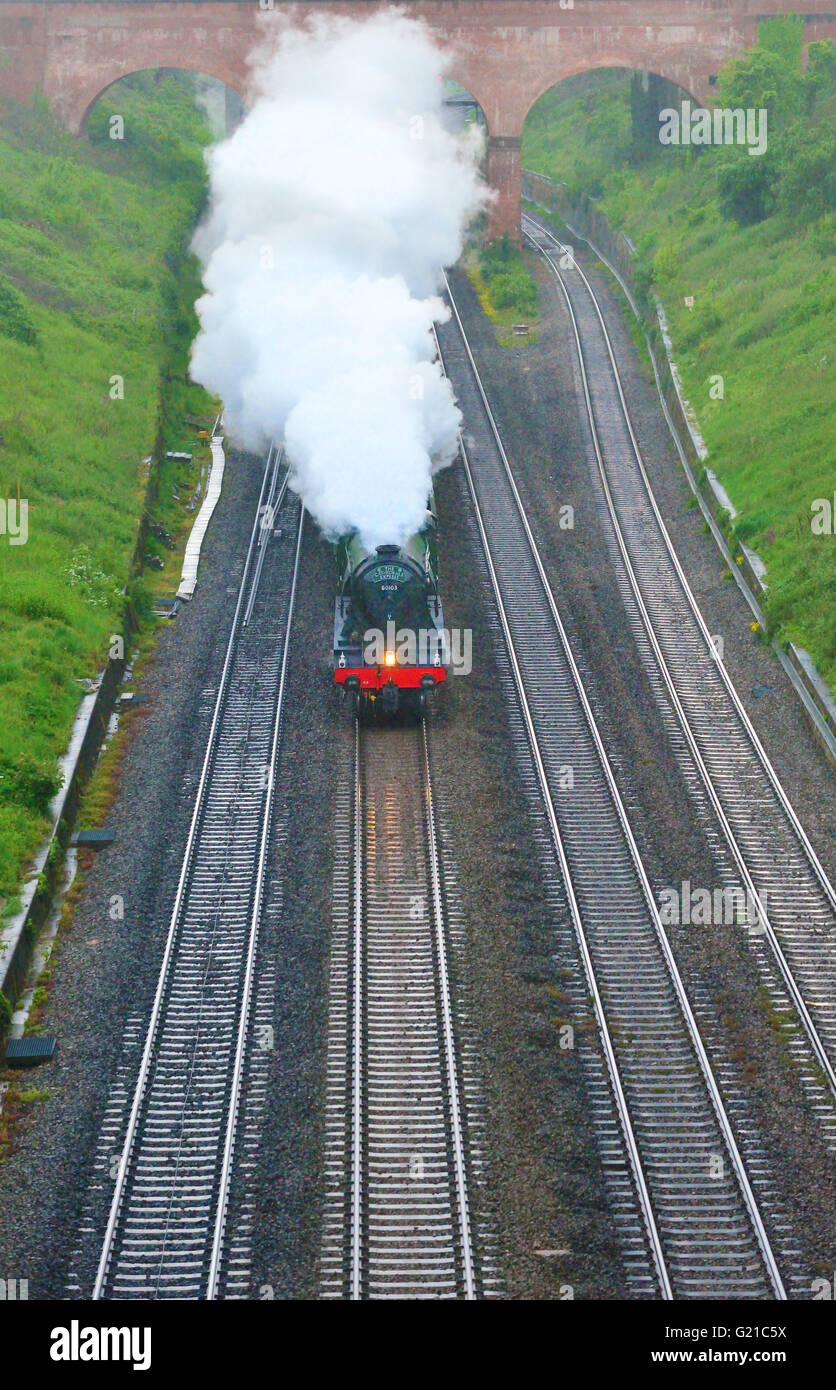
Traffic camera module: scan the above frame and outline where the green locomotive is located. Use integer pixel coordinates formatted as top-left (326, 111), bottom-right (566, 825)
top-left (333, 490), bottom-right (446, 717)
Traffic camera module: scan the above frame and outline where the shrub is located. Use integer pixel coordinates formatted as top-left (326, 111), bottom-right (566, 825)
top-left (805, 40), bottom-right (836, 107)
top-left (809, 211), bottom-right (836, 258)
top-left (478, 237), bottom-right (539, 319)
top-left (718, 43), bottom-right (804, 126)
top-left (0, 752), bottom-right (62, 815)
top-left (490, 268), bottom-right (537, 314)
top-left (652, 241), bottom-right (679, 284)
top-left (716, 149), bottom-right (776, 225)
top-left (0, 275), bottom-right (37, 345)
top-left (776, 125), bottom-right (836, 218)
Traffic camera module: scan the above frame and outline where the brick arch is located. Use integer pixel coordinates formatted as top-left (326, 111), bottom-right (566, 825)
top-left (447, 41), bottom-right (719, 239)
top-left (452, 53), bottom-right (714, 144)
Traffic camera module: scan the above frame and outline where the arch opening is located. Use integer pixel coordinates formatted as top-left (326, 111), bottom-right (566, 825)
top-left (441, 77), bottom-right (488, 137)
top-left (524, 61), bottom-right (707, 132)
top-left (522, 66), bottom-right (709, 204)
top-left (76, 66), bottom-right (247, 138)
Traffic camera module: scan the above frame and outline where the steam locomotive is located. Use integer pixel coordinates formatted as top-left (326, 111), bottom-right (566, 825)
top-left (333, 490), bottom-right (446, 717)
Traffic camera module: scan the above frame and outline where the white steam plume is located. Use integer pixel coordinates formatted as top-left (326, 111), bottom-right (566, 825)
top-left (190, 10), bottom-right (487, 549)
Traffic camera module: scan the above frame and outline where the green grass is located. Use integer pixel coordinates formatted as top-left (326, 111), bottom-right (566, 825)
top-left (465, 235), bottom-right (540, 344)
top-left (0, 73), bottom-right (215, 906)
top-left (522, 42), bottom-right (836, 689)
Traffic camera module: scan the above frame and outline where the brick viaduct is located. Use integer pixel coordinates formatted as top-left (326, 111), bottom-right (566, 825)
top-left (1, 1), bottom-right (835, 237)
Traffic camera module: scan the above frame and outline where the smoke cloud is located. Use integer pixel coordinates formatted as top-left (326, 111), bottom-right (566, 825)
top-left (190, 10), bottom-right (487, 548)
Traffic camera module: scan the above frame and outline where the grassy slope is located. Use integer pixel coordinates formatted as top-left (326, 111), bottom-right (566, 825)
top-left (522, 71), bottom-right (836, 688)
top-left (0, 75), bottom-right (213, 906)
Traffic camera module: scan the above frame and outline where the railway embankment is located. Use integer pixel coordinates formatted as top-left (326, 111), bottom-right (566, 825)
top-left (0, 75), bottom-right (216, 1034)
top-left (521, 17), bottom-right (836, 716)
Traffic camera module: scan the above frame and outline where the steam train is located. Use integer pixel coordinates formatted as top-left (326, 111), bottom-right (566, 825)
top-left (333, 490), bottom-right (446, 717)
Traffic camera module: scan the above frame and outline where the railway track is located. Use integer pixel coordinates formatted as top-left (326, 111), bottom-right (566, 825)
top-left (435, 291), bottom-right (787, 1299)
top-left (88, 441), bottom-right (302, 1299)
top-left (521, 211), bottom-right (836, 1120)
top-left (320, 718), bottom-right (482, 1299)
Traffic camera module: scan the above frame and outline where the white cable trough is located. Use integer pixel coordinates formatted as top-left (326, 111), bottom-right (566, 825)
top-left (177, 414), bottom-right (225, 600)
